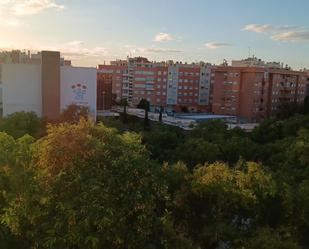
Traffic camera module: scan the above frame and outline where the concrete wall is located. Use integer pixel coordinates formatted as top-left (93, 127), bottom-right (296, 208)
top-left (60, 66), bottom-right (97, 118)
top-left (41, 51), bottom-right (60, 120)
top-left (2, 64), bottom-right (42, 116)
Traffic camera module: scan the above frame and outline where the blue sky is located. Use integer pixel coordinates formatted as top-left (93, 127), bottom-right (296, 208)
top-left (1, 0), bottom-right (309, 68)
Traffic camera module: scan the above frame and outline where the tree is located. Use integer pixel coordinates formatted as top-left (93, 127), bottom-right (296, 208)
top-left (276, 102), bottom-right (298, 119)
top-left (303, 96), bottom-right (309, 114)
top-left (180, 106), bottom-right (189, 113)
top-left (60, 104), bottom-right (90, 124)
top-left (159, 106), bottom-right (164, 123)
top-left (221, 136), bottom-right (263, 164)
top-left (0, 132), bottom-right (36, 249)
top-left (3, 120), bottom-right (167, 249)
top-left (119, 98), bottom-right (129, 123)
top-left (190, 120), bottom-right (228, 143)
top-left (175, 138), bottom-right (221, 168)
top-left (143, 124), bottom-right (184, 163)
top-left (0, 111), bottom-right (44, 138)
top-left (166, 162), bottom-right (276, 249)
top-left (251, 117), bottom-right (282, 143)
top-left (244, 227), bottom-right (301, 249)
top-left (137, 98), bottom-right (150, 129)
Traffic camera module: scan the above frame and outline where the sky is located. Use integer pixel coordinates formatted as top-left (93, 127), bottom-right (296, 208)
top-left (0, 0), bottom-right (309, 69)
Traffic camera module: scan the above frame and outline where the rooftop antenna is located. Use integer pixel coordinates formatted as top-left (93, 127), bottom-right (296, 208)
top-left (248, 47), bottom-right (251, 58)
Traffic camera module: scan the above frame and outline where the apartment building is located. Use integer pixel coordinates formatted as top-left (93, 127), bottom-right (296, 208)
top-left (212, 66), bottom-right (308, 122)
top-left (98, 57), bottom-right (212, 112)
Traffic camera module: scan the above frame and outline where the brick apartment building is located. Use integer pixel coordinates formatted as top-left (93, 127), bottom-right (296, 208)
top-left (98, 57), bottom-right (212, 112)
top-left (98, 56), bottom-right (308, 122)
top-left (212, 66), bottom-right (307, 122)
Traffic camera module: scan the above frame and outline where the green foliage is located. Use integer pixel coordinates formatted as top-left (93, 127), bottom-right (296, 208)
top-left (2, 120), bottom-right (167, 249)
top-left (137, 98), bottom-right (150, 111)
top-left (60, 104), bottom-right (90, 124)
top-left (165, 162), bottom-right (276, 249)
top-left (137, 98), bottom-right (150, 129)
top-left (244, 227), bottom-right (301, 249)
top-left (175, 138), bottom-right (221, 168)
top-left (119, 98), bottom-right (129, 123)
top-left (143, 124), bottom-right (184, 163)
top-left (0, 112), bottom-right (309, 248)
top-left (0, 111), bottom-right (44, 138)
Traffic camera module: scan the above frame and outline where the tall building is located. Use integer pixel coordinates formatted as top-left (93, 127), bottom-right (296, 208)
top-left (98, 57), bottom-right (212, 112)
top-left (97, 72), bottom-right (113, 111)
top-left (212, 66), bottom-right (307, 122)
top-left (0, 51), bottom-right (96, 120)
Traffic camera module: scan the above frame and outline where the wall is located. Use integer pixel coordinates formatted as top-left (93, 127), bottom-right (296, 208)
top-left (2, 64), bottom-right (42, 116)
top-left (41, 51), bottom-right (60, 120)
top-left (60, 66), bottom-right (97, 118)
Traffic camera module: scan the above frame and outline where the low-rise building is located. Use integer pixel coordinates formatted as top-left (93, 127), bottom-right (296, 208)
top-left (0, 51), bottom-right (96, 120)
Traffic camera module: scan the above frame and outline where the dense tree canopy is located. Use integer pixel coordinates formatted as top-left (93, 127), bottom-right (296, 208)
top-left (0, 111), bottom-right (309, 248)
top-left (0, 111), bottom-right (44, 138)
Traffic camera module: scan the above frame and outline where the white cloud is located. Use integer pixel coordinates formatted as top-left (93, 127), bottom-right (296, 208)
top-left (0, 39), bottom-right (109, 60)
top-left (3, 18), bottom-right (25, 27)
top-left (154, 32), bottom-right (174, 42)
top-left (0, 0), bottom-right (64, 27)
top-left (146, 48), bottom-right (183, 53)
top-left (57, 41), bottom-right (109, 58)
top-left (204, 42), bottom-right (232, 49)
top-left (243, 24), bottom-right (309, 42)
top-left (127, 46), bottom-right (183, 55)
top-left (271, 31), bottom-right (309, 42)
top-left (243, 24), bottom-right (274, 33)
top-left (0, 0), bottom-right (64, 16)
